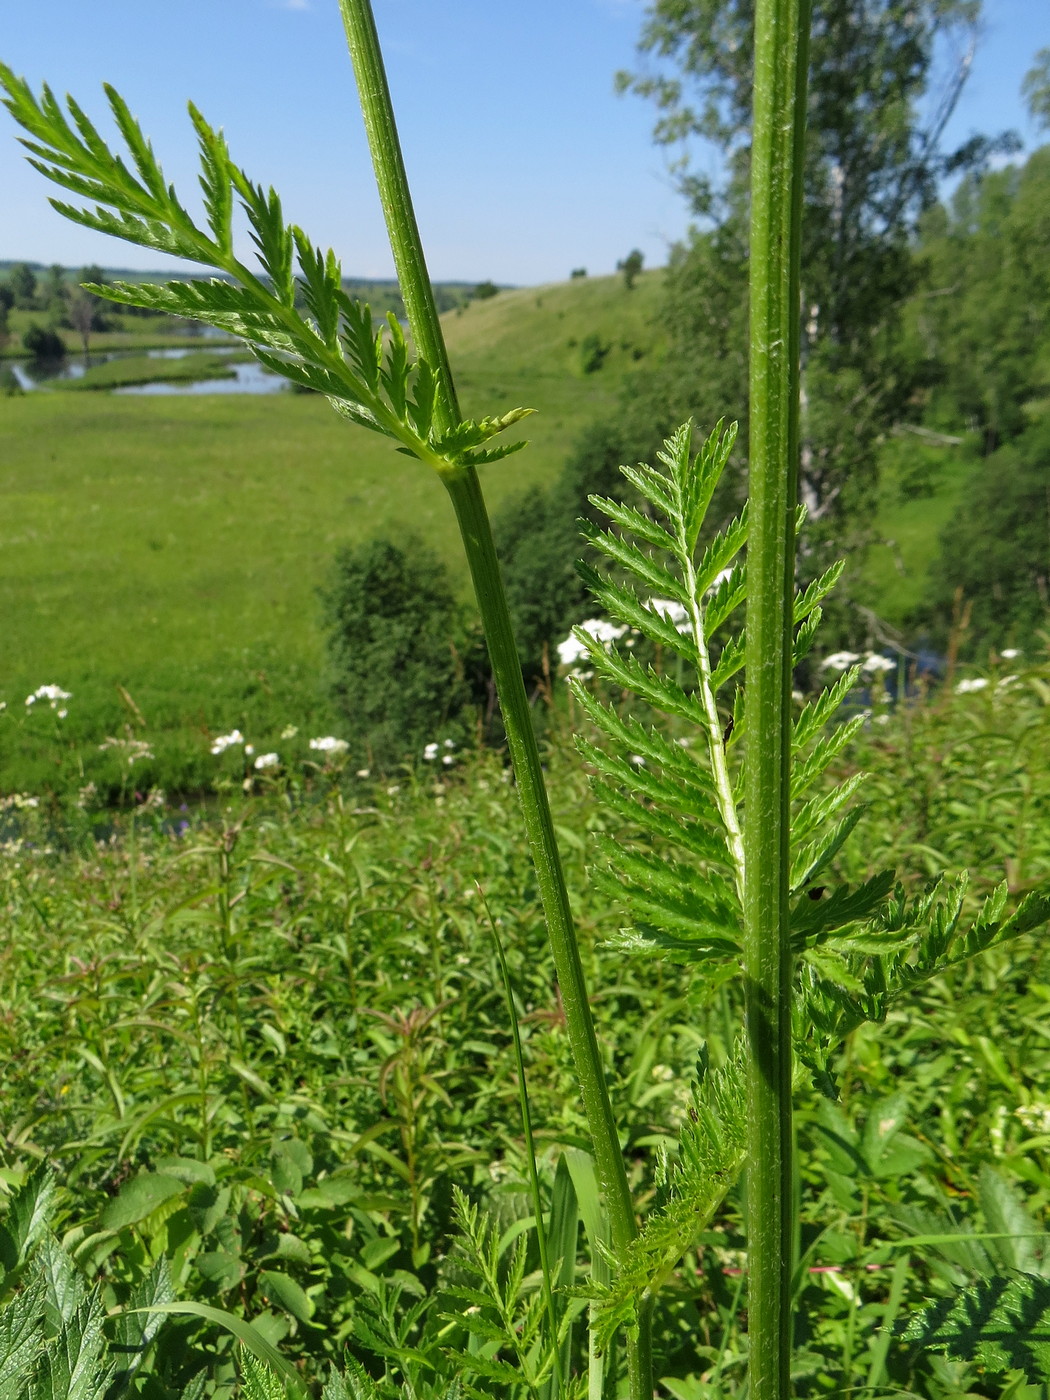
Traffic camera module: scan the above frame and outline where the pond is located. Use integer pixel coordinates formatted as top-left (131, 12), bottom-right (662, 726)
top-left (6, 345), bottom-right (286, 395)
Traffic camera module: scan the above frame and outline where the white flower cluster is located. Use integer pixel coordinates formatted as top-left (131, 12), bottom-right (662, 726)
top-left (647, 597), bottom-right (691, 632)
top-left (309, 736), bottom-right (349, 756)
top-left (99, 735), bottom-right (154, 765)
top-left (25, 684), bottom-right (71, 718)
top-left (821, 651), bottom-right (895, 674)
top-left (954, 677), bottom-right (988, 694)
top-left (556, 618), bottom-right (627, 668)
top-left (254, 752), bottom-right (280, 771)
top-left (424, 739), bottom-right (456, 766)
top-left (210, 729), bottom-right (244, 755)
top-left (0, 793), bottom-right (40, 811)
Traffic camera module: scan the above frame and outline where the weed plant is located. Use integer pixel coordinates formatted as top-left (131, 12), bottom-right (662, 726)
top-left (3, 0), bottom-right (1050, 1396)
top-left (1, 681), bottom-right (1050, 1396)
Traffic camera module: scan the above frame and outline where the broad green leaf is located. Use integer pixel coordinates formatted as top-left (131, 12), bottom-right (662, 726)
top-left (99, 1175), bottom-right (185, 1233)
top-left (258, 1271), bottom-right (313, 1324)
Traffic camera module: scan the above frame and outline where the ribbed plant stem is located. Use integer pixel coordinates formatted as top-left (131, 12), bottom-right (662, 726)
top-left (743, 0), bottom-right (811, 1398)
top-left (337, 4), bottom-right (650, 1394)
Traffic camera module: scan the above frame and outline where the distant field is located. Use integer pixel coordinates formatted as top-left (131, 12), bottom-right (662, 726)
top-left (0, 272), bottom-right (664, 793)
top-left (0, 263), bottom-right (967, 793)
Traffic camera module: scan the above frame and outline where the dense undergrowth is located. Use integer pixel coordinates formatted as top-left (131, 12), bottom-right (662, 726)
top-left (3, 654), bottom-right (1049, 1398)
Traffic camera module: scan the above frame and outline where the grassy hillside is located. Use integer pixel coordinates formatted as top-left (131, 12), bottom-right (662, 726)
top-left (0, 271), bottom-right (664, 794)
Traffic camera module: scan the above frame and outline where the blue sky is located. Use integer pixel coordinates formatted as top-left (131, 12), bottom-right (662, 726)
top-left (1, 0), bottom-right (1048, 286)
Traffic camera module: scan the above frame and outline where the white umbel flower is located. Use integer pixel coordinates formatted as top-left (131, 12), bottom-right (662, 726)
top-left (309, 736), bottom-right (349, 754)
top-left (210, 729), bottom-right (244, 755)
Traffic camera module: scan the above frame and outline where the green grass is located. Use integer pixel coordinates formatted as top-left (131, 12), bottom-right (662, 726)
top-left (0, 272), bottom-right (664, 794)
top-left (2, 675), bottom-right (1049, 1396)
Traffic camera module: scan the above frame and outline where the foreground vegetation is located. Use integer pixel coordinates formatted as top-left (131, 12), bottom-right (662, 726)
top-left (2, 666), bottom-right (1049, 1398)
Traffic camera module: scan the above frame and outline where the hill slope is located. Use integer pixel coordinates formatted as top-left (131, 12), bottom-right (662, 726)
top-left (0, 269), bottom-right (666, 793)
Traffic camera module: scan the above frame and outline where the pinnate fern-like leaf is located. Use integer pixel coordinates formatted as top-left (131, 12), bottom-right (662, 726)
top-left (0, 65), bottom-right (530, 477)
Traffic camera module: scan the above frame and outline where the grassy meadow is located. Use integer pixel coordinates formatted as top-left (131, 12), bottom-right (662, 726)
top-left (0, 272), bottom-right (664, 794)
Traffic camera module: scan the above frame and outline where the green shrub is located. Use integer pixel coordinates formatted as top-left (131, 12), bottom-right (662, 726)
top-left (930, 417), bottom-right (1050, 648)
top-left (321, 535), bottom-right (479, 771)
top-left (21, 323), bottom-right (65, 358)
top-left (578, 331), bottom-right (610, 374)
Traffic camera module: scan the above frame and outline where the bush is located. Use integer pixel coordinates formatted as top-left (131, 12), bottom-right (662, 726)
top-left (321, 535), bottom-right (480, 771)
top-left (21, 323), bottom-right (65, 358)
top-left (929, 418), bottom-right (1050, 649)
top-left (579, 332), bottom-right (610, 374)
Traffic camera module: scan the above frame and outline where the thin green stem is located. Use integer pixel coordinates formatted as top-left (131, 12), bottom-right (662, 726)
top-left (483, 890), bottom-right (566, 1400)
top-left (336, 4), bottom-right (649, 1393)
top-left (337, 0), bottom-right (459, 433)
top-left (743, 0), bottom-right (811, 1398)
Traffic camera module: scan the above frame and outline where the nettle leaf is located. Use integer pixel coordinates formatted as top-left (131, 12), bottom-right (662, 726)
top-left (899, 1274), bottom-right (1050, 1380)
top-left (0, 67), bottom-right (532, 478)
top-left (0, 1166), bottom-right (56, 1272)
top-left (0, 1275), bottom-right (46, 1397)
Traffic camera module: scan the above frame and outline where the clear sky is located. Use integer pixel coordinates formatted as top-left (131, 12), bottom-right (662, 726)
top-left (1, 1), bottom-right (1047, 286)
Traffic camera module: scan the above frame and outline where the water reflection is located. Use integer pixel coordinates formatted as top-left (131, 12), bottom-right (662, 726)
top-left (6, 345), bottom-right (285, 395)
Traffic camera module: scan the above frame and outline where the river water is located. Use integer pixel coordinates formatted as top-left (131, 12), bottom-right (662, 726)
top-left (6, 345), bottom-right (285, 395)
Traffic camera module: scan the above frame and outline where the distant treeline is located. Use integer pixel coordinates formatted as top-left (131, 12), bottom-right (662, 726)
top-left (0, 259), bottom-right (506, 345)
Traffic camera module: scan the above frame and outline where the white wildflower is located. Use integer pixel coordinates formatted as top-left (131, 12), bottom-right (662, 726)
top-left (862, 653), bottom-right (895, 674)
top-left (244, 744), bottom-right (255, 756)
top-left (955, 677), bottom-right (989, 694)
top-left (386, 784), bottom-right (400, 795)
top-left (423, 742), bottom-right (440, 761)
top-left (558, 618), bottom-right (627, 667)
top-left (356, 768), bottom-right (370, 778)
top-left (280, 724), bottom-right (298, 739)
top-left (442, 754), bottom-right (455, 767)
top-left (254, 752), bottom-right (280, 771)
top-left (557, 633), bottom-right (591, 667)
top-left (1001, 648), bottom-right (1021, 660)
top-left (210, 729), bottom-right (244, 755)
top-left (309, 736), bottom-right (349, 754)
top-left (26, 684), bottom-right (72, 709)
top-left (630, 754), bottom-right (646, 767)
top-left (444, 738), bottom-right (455, 749)
top-left (821, 652), bottom-right (861, 671)
top-left (0, 793), bottom-right (39, 811)
top-left (100, 735), bottom-right (154, 764)
top-left (647, 597), bottom-right (691, 632)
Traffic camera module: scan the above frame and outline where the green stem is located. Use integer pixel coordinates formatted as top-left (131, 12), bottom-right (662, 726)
top-left (337, 0), bottom-right (459, 433)
top-left (743, 0), bottom-right (811, 1398)
top-left (337, 3), bottom-right (649, 1393)
top-left (485, 897), bottom-right (566, 1400)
